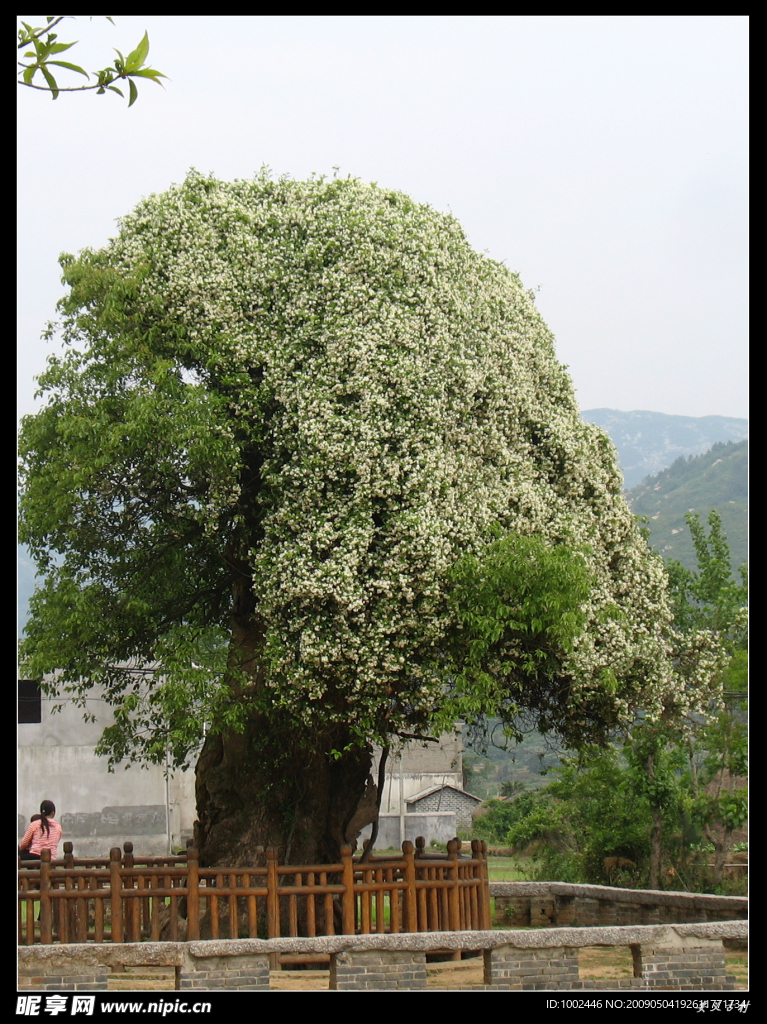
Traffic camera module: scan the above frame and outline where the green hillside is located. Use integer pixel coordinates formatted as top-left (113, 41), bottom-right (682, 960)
top-left (625, 440), bottom-right (747, 572)
top-left (463, 723), bottom-right (564, 799)
top-left (581, 409), bottom-right (748, 489)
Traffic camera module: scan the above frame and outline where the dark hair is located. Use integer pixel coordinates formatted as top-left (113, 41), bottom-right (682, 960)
top-left (39, 800), bottom-right (55, 837)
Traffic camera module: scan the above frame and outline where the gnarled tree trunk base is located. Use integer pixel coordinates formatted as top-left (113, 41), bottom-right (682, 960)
top-left (193, 715), bottom-right (377, 869)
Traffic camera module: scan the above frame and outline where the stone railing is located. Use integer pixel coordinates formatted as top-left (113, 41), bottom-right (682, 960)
top-left (18, 920), bottom-right (747, 991)
top-left (490, 882), bottom-right (747, 929)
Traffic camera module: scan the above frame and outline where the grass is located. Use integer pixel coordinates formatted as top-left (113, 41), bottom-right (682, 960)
top-left (725, 951), bottom-right (748, 988)
top-left (18, 900), bottom-right (39, 924)
top-left (486, 856), bottom-right (529, 881)
top-left (371, 849), bottom-right (531, 879)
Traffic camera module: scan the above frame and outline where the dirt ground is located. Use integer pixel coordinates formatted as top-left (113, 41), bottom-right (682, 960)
top-left (106, 948), bottom-right (748, 991)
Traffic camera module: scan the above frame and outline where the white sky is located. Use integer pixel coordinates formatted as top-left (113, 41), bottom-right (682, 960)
top-left (18, 15), bottom-right (748, 421)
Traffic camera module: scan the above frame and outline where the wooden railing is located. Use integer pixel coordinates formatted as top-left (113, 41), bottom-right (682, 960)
top-left (18, 837), bottom-right (490, 945)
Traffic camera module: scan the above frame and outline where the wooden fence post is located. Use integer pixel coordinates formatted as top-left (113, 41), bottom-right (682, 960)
top-left (109, 847), bottom-right (123, 943)
top-left (402, 840), bottom-right (418, 932)
top-left (266, 846), bottom-right (280, 938)
top-left (341, 844), bottom-right (356, 935)
top-left (474, 839), bottom-right (491, 931)
top-left (122, 842), bottom-right (141, 942)
top-left (39, 849), bottom-right (52, 944)
top-left (92, 875), bottom-right (104, 943)
top-left (186, 847), bottom-right (200, 940)
top-left (447, 839), bottom-right (460, 932)
top-left (60, 841), bottom-right (78, 939)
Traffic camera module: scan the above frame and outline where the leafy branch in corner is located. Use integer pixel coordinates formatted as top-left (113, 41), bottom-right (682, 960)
top-left (18, 17), bottom-right (166, 107)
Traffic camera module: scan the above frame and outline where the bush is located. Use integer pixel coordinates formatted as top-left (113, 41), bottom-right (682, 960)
top-left (471, 792), bottom-right (539, 844)
top-left (499, 747), bottom-right (660, 885)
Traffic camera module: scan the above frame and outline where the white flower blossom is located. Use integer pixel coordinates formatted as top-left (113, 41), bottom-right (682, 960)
top-left (21, 171), bottom-right (713, 757)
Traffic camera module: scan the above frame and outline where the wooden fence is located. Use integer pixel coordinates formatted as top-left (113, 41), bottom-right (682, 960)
top-left (19, 837), bottom-right (490, 946)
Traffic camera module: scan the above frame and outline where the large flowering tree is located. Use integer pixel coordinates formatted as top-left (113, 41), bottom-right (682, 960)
top-left (19, 172), bottom-right (719, 867)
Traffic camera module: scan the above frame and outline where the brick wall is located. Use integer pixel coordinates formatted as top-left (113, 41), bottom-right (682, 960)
top-left (636, 941), bottom-right (733, 990)
top-left (180, 950), bottom-right (269, 991)
top-left (18, 922), bottom-right (746, 992)
top-left (330, 950), bottom-right (427, 990)
top-left (485, 945), bottom-right (580, 990)
top-left (492, 882), bottom-right (747, 929)
top-left (18, 967), bottom-right (108, 992)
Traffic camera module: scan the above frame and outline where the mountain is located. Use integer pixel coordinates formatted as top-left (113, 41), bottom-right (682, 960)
top-left (581, 410), bottom-right (748, 490)
top-left (624, 439), bottom-right (747, 572)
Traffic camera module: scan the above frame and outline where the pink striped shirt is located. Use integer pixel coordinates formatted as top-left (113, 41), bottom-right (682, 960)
top-left (20, 819), bottom-right (63, 859)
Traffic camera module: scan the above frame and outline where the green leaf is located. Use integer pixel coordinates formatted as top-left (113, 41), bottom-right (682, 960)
top-left (128, 79), bottom-right (138, 107)
top-left (40, 64), bottom-right (59, 99)
top-left (125, 32), bottom-right (150, 70)
top-left (47, 61), bottom-right (89, 78)
top-left (130, 68), bottom-right (167, 82)
top-left (49, 41), bottom-right (78, 55)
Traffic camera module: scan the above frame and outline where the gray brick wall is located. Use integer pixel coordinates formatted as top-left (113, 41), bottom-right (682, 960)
top-left (330, 950), bottom-right (427, 990)
top-left (636, 942), bottom-right (736, 991)
top-left (485, 945), bottom-right (580, 990)
top-left (409, 788), bottom-right (479, 829)
top-left (18, 969), bottom-right (109, 991)
top-left (179, 952), bottom-right (270, 990)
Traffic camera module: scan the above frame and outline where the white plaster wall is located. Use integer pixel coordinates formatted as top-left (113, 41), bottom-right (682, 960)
top-left (359, 812), bottom-right (457, 850)
top-left (19, 689), bottom-right (466, 859)
top-left (371, 729), bottom-right (464, 814)
top-left (18, 689), bottom-right (197, 857)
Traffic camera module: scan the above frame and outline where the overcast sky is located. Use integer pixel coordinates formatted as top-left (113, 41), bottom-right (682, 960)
top-left (18, 15), bottom-right (748, 421)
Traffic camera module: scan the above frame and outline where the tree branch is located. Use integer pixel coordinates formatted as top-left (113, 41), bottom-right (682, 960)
top-left (17, 17), bottom-right (67, 49)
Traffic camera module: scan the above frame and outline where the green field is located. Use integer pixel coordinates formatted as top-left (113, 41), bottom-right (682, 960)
top-left (486, 856), bottom-right (529, 881)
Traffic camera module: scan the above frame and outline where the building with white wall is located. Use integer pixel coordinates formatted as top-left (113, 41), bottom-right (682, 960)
top-left (19, 682), bottom-right (480, 857)
top-left (360, 728), bottom-right (482, 849)
top-left (18, 680), bottom-right (195, 857)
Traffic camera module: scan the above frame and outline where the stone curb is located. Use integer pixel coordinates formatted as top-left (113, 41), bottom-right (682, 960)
top-left (489, 882), bottom-right (747, 912)
top-left (20, 920), bottom-right (747, 969)
top-left (491, 880), bottom-right (749, 913)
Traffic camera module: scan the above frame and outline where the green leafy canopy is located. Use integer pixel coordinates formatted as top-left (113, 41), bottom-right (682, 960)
top-left (18, 171), bottom-right (718, 768)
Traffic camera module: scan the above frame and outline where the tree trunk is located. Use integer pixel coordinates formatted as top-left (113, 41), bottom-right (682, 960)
top-left (645, 751), bottom-right (664, 891)
top-left (708, 834), bottom-right (732, 886)
top-left (193, 716), bottom-right (377, 868)
top-left (648, 802), bottom-right (664, 890)
top-left (193, 540), bottom-right (381, 871)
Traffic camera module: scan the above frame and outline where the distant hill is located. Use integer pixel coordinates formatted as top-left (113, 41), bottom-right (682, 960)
top-left (625, 440), bottom-right (747, 572)
top-left (581, 409), bottom-right (748, 489)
